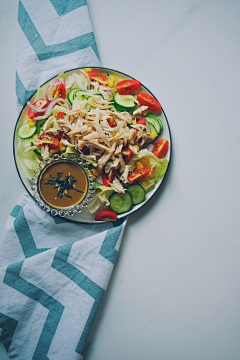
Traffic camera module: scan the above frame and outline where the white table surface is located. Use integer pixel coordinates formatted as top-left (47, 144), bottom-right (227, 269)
top-left (0, 1), bottom-right (240, 359)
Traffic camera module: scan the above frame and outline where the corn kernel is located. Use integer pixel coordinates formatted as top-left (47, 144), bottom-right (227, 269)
top-left (59, 140), bottom-right (66, 152)
top-left (108, 75), bottom-right (117, 87)
top-left (150, 131), bottom-right (158, 140)
top-left (83, 68), bottom-right (92, 73)
top-left (27, 116), bottom-right (37, 127)
top-left (108, 80), bottom-right (113, 87)
top-left (140, 157), bottom-right (150, 166)
top-left (136, 161), bottom-right (143, 169)
top-left (135, 145), bottom-right (140, 152)
top-left (87, 170), bottom-right (92, 176)
top-left (92, 168), bottom-right (99, 177)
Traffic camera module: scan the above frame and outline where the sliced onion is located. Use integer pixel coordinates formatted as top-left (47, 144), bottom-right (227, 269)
top-left (27, 101), bottom-right (46, 113)
top-left (45, 78), bottom-right (63, 102)
top-left (45, 97), bottom-right (71, 117)
top-left (106, 90), bottom-right (113, 96)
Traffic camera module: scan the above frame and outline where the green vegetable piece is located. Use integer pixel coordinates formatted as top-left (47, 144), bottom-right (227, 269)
top-left (113, 93), bottom-right (137, 112)
top-left (17, 123), bottom-right (37, 139)
top-left (145, 116), bottom-right (163, 135)
top-left (109, 191), bottom-right (133, 214)
top-left (74, 90), bottom-right (88, 102)
top-left (62, 146), bottom-right (79, 157)
top-left (67, 88), bottom-right (79, 105)
top-left (126, 184), bottom-right (146, 205)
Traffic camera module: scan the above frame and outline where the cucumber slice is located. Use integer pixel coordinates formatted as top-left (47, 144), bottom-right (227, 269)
top-left (145, 116), bottom-right (163, 135)
top-left (67, 88), bottom-right (79, 104)
top-left (151, 116), bottom-right (163, 134)
top-left (73, 90), bottom-right (88, 102)
top-left (145, 122), bottom-right (158, 144)
top-left (109, 191), bottom-right (133, 214)
top-left (113, 93), bottom-right (137, 112)
top-left (126, 184), bottom-right (146, 205)
top-left (17, 123), bottom-right (37, 139)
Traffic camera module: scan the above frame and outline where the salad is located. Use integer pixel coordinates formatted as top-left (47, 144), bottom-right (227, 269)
top-left (16, 68), bottom-right (170, 221)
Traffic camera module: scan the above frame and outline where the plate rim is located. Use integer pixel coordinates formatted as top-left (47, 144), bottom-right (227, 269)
top-left (13, 66), bottom-right (172, 223)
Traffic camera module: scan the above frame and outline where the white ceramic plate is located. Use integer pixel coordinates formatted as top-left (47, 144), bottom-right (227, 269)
top-left (13, 67), bottom-right (171, 223)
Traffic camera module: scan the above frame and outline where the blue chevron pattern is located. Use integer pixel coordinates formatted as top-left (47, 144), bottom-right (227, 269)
top-left (11, 204), bottom-right (49, 258)
top-left (0, 313), bottom-right (18, 352)
top-left (50, 0), bottom-right (87, 16)
top-left (52, 243), bottom-right (105, 356)
top-left (0, 213), bottom-right (126, 358)
top-left (99, 221), bottom-right (124, 264)
top-left (3, 261), bottom-right (65, 359)
top-left (16, 72), bottom-right (37, 106)
top-left (18, 1), bottom-right (99, 61)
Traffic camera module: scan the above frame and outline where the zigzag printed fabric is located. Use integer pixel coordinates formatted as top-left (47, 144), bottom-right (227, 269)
top-left (0, 1), bottom-right (127, 359)
top-left (16, 0), bottom-right (101, 113)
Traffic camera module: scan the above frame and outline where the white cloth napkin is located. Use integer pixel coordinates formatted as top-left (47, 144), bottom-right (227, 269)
top-left (0, 1), bottom-right (127, 359)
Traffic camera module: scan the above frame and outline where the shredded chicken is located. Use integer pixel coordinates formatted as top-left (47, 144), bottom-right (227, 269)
top-left (41, 145), bottom-right (49, 160)
top-left (97, 193), bottom-right (110, 207)
top-left (110, 178), bottom-right (125, 193)
top-left (132, 105), bottom-right (148, 116)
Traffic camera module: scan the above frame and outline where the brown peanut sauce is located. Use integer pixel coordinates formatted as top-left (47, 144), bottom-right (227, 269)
top-left (39, 160), bottom-right (88, 209)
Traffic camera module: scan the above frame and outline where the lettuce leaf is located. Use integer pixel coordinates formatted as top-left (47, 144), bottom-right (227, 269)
top-left (17, 140), bottom-right (39, 179)
top-left (128, 149), bottom-right (169, 189)
top-left (88, 183), bottom-right (114, 214)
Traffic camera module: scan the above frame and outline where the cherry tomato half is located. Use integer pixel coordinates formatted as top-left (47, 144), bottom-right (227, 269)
top-left (102, 168), bottom-right (117, 187)
top-left (107, 117), bottom-right (116, 127)
top-left (36, 134), bottom-right (59, 149)
top-left (27, 99), bottom-right (48, 119)
top-left (102, 170), bottom-right (110, 187)
top-left (56, 112), bottom-right (65, 120)
top-left (137, 93), bottom-right (161, 112)
top-left (88, 72), bottom-right (108, 85)
top-left (55, 83), bottom-right (66, 99)
top-left (121, 147), bottom-right (132, 163)
top-left (108, 168), bottom-right (117, 183)
top-left (128, 168), bottom-right (151, 184)
top-left (95, 210), bottom-right (118, 221)
top-left (137, 118), bottom-right (146, 125)
top-left (116, 79), bottom-right (141, 95)
top-left (152, 139), bottom-right (169, 159)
